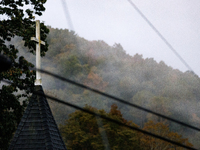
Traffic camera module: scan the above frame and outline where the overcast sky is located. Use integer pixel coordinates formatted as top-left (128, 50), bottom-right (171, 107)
top-left (36, 0), bottom-right (200, 76)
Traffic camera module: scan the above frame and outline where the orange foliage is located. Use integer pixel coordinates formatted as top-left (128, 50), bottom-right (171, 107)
top-left (84, 71), bottom-right (108, 91)
top-left (141, 121), bottom-right (193, 150)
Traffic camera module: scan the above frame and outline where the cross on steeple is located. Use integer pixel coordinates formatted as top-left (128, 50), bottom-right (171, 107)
top-left (9, 20), bottom-right (67, 150)
top-left (31, 20), bottom-right (45, 85)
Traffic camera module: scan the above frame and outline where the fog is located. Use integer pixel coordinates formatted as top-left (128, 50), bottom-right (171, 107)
top-left (36, 0), bottom-right (200, 76)
top-left (3, 1), bottom-right (200, 148)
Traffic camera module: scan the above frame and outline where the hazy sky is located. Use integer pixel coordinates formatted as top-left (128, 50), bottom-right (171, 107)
top-left (36, 0), bottom-right (200, 76)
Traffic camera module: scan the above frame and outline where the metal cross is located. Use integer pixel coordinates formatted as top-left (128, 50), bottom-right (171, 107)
top-left (31, 20), bottom-right (45, 85)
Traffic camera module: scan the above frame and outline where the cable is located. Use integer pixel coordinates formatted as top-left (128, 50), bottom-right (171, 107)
top-left (61, 0), bottom-right (74, 31)
top-left (61, 0), bottom-right (194, 74)
top-left (27, 68), bottom-right (200, 132)
top-left (60, 0), bottom-right (90, 74)
top-left (0, 1), bottom-right (196, 149)
top-left (57, 1), bottom-right (200, 132)
top-left (34, 91), bottom-right (196, 150)
top-left (127, 0), bottom-right (194, 73)
top-left (1, 71), bottom-right (197, 149)
top-left (1, 78), bottom-right (197, 149)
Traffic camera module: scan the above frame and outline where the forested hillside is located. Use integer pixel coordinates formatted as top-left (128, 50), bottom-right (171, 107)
top-left (12, 27), bottom-right (200, 148)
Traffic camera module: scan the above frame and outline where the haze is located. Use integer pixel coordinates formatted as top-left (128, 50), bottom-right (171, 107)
top-left (36, 0), bottom-right (200, 76)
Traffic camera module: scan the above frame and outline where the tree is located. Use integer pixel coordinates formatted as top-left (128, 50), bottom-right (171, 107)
top-left (0, 1), bottom-right (49, 149)
top-left (147, 96), bottom-right (171, 123)
top-left (59, 104), bottom-right (141, 150)
top-left (141, 121), bottom-right (193, 150)
top-left (84, 68), bottom-right (108, 92)
top-left (56, 54), bottom-right (89, 80)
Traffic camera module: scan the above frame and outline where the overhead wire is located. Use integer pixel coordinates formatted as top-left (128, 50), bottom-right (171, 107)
top-left (18, 0), bottom-right (200, 148)
top-left (54, 1), bottom-right (200, 132)
top-left (1, 79), bottom-right (196, 150)
top-left (38, 91), bottom-right (197, 150)
top-left (127, 0), bottom-right (194, 73)
top-left (60, 0), bottom-right (89, 74)
top-left (29, 68), bottom-right (200, 132)
top-left (61, 0), bottom-right (74, 30)
top-left (57, 0), bottom-right (197, 149)
top-left (0, 0), bottom-right (198, 149)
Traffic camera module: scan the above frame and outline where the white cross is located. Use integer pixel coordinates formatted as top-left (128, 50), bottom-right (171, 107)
top-left (31, 20), bottom-right (45, 85)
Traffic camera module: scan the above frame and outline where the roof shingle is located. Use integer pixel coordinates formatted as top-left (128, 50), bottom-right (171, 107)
top-left (9, 85), bottom-right (67, 150)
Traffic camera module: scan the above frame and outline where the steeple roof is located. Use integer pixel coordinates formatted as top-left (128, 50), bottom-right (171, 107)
top-left (9, 85), bottom-right (67, 150)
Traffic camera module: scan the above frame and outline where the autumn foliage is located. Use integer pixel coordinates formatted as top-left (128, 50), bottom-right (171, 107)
top-left (59, 104), bottom-right (192, 150)
top-left (59, 104), bottom-right (140, 150)
top-left (141, 121), bottom-right (193, 150)
top-left (5, 23), bottom-right (200, 149)
top-left (84, 70), bottom-right (108, 91)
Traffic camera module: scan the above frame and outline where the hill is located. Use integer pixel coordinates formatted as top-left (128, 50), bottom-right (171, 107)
top-left (12, 27), bottom-right (200, 148)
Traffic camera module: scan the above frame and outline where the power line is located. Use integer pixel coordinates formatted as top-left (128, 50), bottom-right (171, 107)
top-left (61, 0), bottom-right (194, 73)
top-left (60, 0), bottom-right (90, 74)
top-left (1, 79), bottom-right (196, 149)
top-left (0, 1), bottom-right (196, 148)
top-left (61, 0), bottom-right (74, 31)
top-left (1, 70), bottom-right (197, 149)
top-left (1, 78), bottom-right (197, 149)
top-left (35, 91), bottom-right (196, 150)
top-left (29, 68), bottom-right (200, 132)
top-left (58, 1), bottom-right (200, 132)
top-left (127, 0), bottom-right (194, 73)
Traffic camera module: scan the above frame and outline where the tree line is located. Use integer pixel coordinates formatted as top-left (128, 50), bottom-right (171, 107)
top-left (1, 0), bottom-right (200, 148)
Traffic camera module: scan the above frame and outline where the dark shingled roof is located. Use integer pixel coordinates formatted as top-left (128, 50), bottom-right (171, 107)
top-left (9, 85), bottom-right (67, 150)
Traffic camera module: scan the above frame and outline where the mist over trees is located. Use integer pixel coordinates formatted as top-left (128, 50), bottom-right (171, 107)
top-left (11, 27), bottom-right (200, 148)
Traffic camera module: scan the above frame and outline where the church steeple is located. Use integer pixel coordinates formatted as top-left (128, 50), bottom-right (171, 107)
top-left (9, 86), bottom-right (67, 150)
top-left (9, 21), bottom-right (67, 150)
